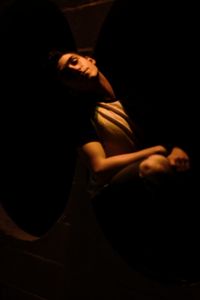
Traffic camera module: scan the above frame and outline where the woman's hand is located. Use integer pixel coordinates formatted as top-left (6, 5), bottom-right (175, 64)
top-left (167, 147), bottom-right (190, 172)
top-left (153, 145), bottom-right (168, 155)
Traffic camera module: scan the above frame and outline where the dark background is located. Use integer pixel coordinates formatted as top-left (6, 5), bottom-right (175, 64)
top-left (1, 1), bottom-right (200, 299)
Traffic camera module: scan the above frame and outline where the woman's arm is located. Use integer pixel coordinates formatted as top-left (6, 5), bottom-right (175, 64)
top-left (79, 141), bottom-right (167, 180)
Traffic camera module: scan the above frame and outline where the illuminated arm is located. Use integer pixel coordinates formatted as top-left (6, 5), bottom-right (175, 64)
top-left (79, 141), bottom-right (167, 181)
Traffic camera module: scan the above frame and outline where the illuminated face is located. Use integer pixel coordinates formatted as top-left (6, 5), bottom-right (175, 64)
top-left (57, 53), bottom-right (99, 91)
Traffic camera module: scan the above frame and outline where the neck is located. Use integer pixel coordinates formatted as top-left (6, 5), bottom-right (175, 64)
top-left (97, 72), bottom-right (116, 101)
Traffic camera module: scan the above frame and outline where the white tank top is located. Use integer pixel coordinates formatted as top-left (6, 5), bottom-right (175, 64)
top-left (94, 100), bottom-right (138, 156)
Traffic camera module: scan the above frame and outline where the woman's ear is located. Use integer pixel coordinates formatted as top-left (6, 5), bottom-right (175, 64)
top-left (85, 56), bottom-right (96, 64)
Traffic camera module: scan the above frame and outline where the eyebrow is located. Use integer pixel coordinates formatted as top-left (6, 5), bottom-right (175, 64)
top-left (63, 54), bottom-right (78, 68)
top-left (60, 61), bottom-right (78, 79)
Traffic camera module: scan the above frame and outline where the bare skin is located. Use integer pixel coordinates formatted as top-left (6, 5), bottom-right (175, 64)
top-left (139, 154), bottom-right (172, 178)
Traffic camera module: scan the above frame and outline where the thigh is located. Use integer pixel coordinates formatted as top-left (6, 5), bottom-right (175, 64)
top-left (111, 161), bottom-right (142, 184)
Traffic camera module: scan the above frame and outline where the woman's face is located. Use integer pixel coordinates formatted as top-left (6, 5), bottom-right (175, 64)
top-left (57, 53), bottom-right (99, 92)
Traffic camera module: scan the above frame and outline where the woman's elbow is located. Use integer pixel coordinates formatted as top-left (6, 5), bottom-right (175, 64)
top-left (92, 164), bottom-right (104, 176)
top-left (91, 161), bottom-right (108, 178)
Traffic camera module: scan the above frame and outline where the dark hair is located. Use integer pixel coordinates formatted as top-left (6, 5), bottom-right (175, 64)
top-left (42, 49), bottom-right (65, 84)
top-left (47, 49), bottom-right (64, 70)
top-left (47, 49), bottom-right (77, 79)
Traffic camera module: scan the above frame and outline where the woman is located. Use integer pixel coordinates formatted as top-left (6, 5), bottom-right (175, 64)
top-left (53, 51), bottom-right (189, 197)
top-left (49, 51), bottom-right (197, 285)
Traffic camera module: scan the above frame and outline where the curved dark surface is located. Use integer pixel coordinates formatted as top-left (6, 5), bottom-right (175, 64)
top-left (0, 0), bottom-right (77, 237)
top-left (93, 0), bottom-right (200, 284)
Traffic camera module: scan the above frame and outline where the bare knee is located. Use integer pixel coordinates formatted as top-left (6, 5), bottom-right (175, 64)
top-left (139, 154), bottom-right (171, 178)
